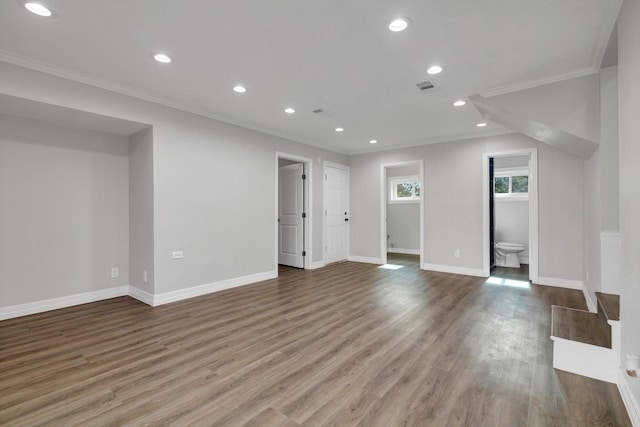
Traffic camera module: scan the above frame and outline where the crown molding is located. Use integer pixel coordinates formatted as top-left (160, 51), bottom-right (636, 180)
top-left (479, 67), bottom-right (599, 98)
top-left (0, 50), bottom-right (341, 153)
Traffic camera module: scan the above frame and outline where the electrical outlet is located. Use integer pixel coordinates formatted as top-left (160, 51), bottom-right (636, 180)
top-left (110, 267), bottom-right (119, 278)
top-left (172, 251), bottom-right (183, 259)
top-left (143, 270), bottom-right (148, 283)
top-left (454, 250), bottom-right (461, 258)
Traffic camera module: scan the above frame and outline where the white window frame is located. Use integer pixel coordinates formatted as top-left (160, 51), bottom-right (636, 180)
top-left (388, 175), bottom-right (421, 204)
top-left (495, 168), bottom-right (529, 201)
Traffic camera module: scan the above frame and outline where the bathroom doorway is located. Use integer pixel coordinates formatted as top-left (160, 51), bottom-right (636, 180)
top-left (380, 161), bottom-right (424, 267)
top-left (483, 149), bottom-right (538, 282)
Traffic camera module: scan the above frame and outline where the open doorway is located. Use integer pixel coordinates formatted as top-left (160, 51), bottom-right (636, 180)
top-left (380, 161), bottom-right (424, 268)
top-left (483, 149), bottom-right (538, 283)
top-left (276, 153), bottom-right (312, 270)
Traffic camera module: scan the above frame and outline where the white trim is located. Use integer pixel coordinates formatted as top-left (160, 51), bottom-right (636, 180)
top-left (347, 256), bottom-right (383, 265)
top-left (309, 261), bottom-right (326, 270)
top-left (582, 286), bottom-right (598, 313)
top-left (152, 270), bottom-right (277, 306)
top-left (421, 263), bottom-right (486, 277)
top-left (483, 148), bottom-right (538, 282)
top-left (618, 370), bottom-right (640, 427)
top-left (128, 286), bottom-right (154, 306)
top-left (0, 286), bottom-right (129, 320)
top-left (387, 248), bottom-right (420, 255)
top-left (535, 276), bottom-right (583, 290)
top-left (275, 152), bottom-right (313, 271)
top-left (380, 160), bottom-right (425, 268)
top-left (551, 336), bottom-right (617, 383)
top-left (479, 67), bottom-right (599, 98)
top-left (323, 161), bottom-right (350, 264)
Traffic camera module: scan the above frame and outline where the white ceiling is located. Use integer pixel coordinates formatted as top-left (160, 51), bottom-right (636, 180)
top-left (0, 0), bottom-right (620, 154)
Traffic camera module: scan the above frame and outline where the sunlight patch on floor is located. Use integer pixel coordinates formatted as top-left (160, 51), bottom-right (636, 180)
top-left (378, 264), bottom-right (403, 270)
top-left (486, 276), bottom-right (531, 289)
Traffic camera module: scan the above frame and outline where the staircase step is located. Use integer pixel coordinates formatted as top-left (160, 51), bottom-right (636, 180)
top-left (595, 292), bottom-right (620, 322)
top-left (551, 306), bottom-right (611, 348)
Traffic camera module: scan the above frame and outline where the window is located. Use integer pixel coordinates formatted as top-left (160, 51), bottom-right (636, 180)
top-left (494, 169), bottom-right (528, 199)
top-left (389, 176), bottom-right (421, 203)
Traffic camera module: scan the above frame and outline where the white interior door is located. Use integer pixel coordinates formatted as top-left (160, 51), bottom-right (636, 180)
top-left (278, 164), bottom-right (304, 268)
top-left (325, 165), bottom-right (348, 263)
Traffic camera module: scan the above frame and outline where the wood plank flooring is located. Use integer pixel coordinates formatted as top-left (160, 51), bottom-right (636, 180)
top-left (0, 254), bottom-right (631, 426)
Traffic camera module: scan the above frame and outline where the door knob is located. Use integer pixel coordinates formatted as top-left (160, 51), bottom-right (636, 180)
top-left (345, 218), bottom-right (349, 222)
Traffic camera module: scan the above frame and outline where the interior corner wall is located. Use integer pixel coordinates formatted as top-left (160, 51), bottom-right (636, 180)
top-left (348, 132), bottom-right (583, 281)
top-left (129, 127), bottom-right (155, 294)
top-left (0, 114), bottom-right (130, 308)
top-left (618, 0), bottom-right (640, 409)
top-left (0, 62), bottom-right (346, 298)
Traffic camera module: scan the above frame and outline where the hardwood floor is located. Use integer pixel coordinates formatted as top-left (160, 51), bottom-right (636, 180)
top-left (0, 254), bottom-right (631, 426)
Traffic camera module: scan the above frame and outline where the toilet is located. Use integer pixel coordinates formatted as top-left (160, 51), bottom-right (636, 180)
top-left (495, 242), bottom-right (525, 268)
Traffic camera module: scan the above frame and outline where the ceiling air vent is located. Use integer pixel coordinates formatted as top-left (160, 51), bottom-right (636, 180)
top-left (312, 108), bottom-right (336, 118)
top-left (416, 80), bottom-right (437, 91)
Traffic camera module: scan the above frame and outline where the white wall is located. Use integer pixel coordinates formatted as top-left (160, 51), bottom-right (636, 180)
top-left (617, 0), bottom-right (640, 412)
top-left (129, 127), bottom-right (154, 294)
top-left (349, 132), bottom-right (583, 281)
top-left (0, 114), bottom-right (129, 307)
top-left (386, 165), bottom-right (420, 252)
top-left (0, 61), bottom-right (347, 298)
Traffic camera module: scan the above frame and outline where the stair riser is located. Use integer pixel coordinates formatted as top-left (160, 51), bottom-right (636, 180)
top-left (552, 337), bottom-right (617, 383)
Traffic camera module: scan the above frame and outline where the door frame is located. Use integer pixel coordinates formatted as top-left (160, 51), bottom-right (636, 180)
top-left (323, 161), bottom-right (350, 264)
top-left (482, 148), bottom-right (538, 282)
top-left (275, 152), bottom-right (312, 272)
top-left (380, 160), bottom-right (425, 266)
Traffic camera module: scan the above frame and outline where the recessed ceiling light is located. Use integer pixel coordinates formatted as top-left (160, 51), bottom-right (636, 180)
top-left (233, 85), bottom-right (247, 93)
top-left (25, 2), bottom-right (52, 17)
top-left (369, 139), bottom-right (378, 144)
top-left (335, 127), bottom-right (344, 132)
top-left (284, 107), bottom-right (296, 114)
top-left (476, 122), bottom-right (488, 127)
top-left (153, 53), bottom-right (172, 64)
top-left (453, 100), bottom-right (466, 107)
top-left (388, 18), bottom-right (410, 32)
top-left (427, 65), bottom-right (443, 75)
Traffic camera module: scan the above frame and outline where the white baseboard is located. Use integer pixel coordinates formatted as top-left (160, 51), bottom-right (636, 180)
top-left (421, 263), bottom-right (486, 277)
top-left (347, 255), bottom-right (383, 265)
top-left (152, 270), bottom-right (277, 306)
top-left (128, 286), bottom-right (154, 306)
top-left (618, 370), bottom-right (640, 427)
top-left (387, 248), bottom-right (420, 255)
top-left (0, 286), bottom-right (129, 321)
top-left (535, 276), bottom-right (583, 290)
top-left (308, 261), bottom-right (326, 270)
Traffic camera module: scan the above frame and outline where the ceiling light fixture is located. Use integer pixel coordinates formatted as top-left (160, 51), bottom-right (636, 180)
top-left (427, 65), bottom-right (443, 75)
top-left (25, 2), bottom-right (52, 17)
top-left (476, 122), bottom-right (488, 127)
top-left (369, 139), bottom-right (378, 144)
top-left (284, 107), bottom-right (296, 114)
top-left (153, 53), bottom-right (172, 64)
top-left (453, 100), bottom-right (466, 107)
top-left (233, 85), bottom-right (247, 93)
top-left (335, 127), bottom-right (344, 132)
top-left (388, 18), bottom-right (410, 32)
